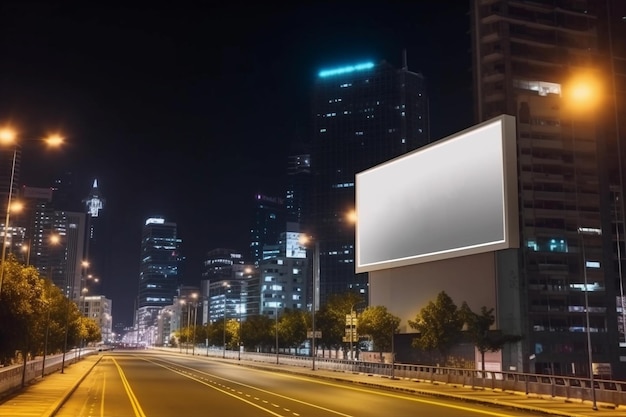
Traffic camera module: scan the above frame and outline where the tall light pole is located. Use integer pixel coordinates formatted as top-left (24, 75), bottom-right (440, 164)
top-left (41, 282), bottom-right (51, 378)
top-left (222, 282), bottom-right (230, 358)
top-left (191, 293), bottom-right (198, 355)
top-left (0, 131), bottom-right (17, 298)
top-left (186, 300), bottom-right (191, 354)
top-left (20, 239), bottom-right (31, 266)
top-left (178, 299), bottom-right (185, 353)
top-left (578, 227), bottom-right (600, 410)
top-left (0, 128), bottom-right (64, 297)
top-left (275, 306), bottom-right (279, 364)
top-left (299, 234), bottom-right (320, 369)
top-left (299, 235), bottom-right (320, 370)
top-left (237, 300), bottom-right (242, 361)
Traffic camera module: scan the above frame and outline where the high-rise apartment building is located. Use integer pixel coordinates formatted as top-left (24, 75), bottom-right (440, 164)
top-left (311, 59), bottom-right (430, 305)
top-left (471, 0), bottom-right (626, 378)
top-left (137, 216), bottom-right (181, 340)
top-left (259, 227), bottom-right (308, 317)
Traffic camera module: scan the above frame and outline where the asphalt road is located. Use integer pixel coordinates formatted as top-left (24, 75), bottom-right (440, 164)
top-left (55, 351), bottom-right (544, 417)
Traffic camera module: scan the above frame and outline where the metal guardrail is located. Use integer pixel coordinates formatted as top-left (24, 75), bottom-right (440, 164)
top-left (0, 349), bottom-right (95, 397)
top-left (174, 347), bottom-right (626, 408)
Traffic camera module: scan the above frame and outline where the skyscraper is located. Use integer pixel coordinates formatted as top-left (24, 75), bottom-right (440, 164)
top-left (137, 216), bottom-right (181, 339)
top-left (470, 0), bottom-right (626, 378)
top-left (249, 194), bottom-right (285, 265)
top-left (82, 179), bottom-right (107, 294)
top-left (285, 150), bottom-right (311, 226)
top-left (311, 59), bottom-right (430, 305)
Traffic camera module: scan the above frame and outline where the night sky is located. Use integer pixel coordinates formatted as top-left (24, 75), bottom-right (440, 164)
top-left (0, 2), bottom-right (473, 326)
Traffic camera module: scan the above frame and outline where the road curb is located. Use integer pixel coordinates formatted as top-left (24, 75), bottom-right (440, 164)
top-left (44, 355), bottom-right (103, 417)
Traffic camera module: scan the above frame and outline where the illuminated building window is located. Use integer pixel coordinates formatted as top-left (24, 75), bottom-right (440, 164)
top-left (526, 237), bottom-right (567, 252)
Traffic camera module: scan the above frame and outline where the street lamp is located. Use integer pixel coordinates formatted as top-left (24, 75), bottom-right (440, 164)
top-left (300, 235), bottom-right (320, 370)
top-left (578, 226), bottom-right (600, 411)
top-left (191, 293), bottom-right (198, 355)
top-left (0, 128), bottom-right (64, 297)
top-left (275, 306), bottom-right (279, 364)
top-left (20, 239), bottom-right (31, 266)
top-left (222, 282), bottom-right (230, 358)
top-left (178, 299), bottom-right (185, 353)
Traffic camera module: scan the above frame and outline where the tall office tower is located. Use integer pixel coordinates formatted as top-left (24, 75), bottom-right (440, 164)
top-left (471, 0), bottom-right (626, 378)
top-left (137, 216), bottom-right (181, 340)
top-left (200, 248), bottom-right (250, 323)
top-left (285, 150), bottom-right (311, 226)
top-left (16, 186), bottom-right (86, 298)
top-left (50, 210), bottom-right (86, 299)
top-left (16, 186), bottom-right (54, 266)
top-left (249, 194), bottom-right (285, 265)
top-left (311, 59), bottom-right (430, 306)
top-left (82, 179), bottom-right (107, 293)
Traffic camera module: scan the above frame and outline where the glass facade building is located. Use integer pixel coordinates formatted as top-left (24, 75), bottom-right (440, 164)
top-left (138, 216), bottom-right (181, 314)
top-left (311, 59), bottom-right (430, 305)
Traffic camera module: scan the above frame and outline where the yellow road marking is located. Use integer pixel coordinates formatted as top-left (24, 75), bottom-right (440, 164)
top-left (111, 357), bottom-right (147, 417)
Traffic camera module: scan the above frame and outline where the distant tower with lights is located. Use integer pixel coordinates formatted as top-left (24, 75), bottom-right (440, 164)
top-left (82, 179), bottom-right (106, 292)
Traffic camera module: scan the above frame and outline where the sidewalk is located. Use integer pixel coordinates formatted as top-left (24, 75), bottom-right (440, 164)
top-left (0, 354), bottom-right (101, 417)
top-left (0, 351), bottom-right (622, 417)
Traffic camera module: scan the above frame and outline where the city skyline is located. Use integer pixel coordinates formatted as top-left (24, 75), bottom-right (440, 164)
top-left (0, 2), bottom-right (472, 326)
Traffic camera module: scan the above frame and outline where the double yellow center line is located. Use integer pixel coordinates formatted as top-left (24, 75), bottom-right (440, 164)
top-left (111, 357), bottom-right (147, 417)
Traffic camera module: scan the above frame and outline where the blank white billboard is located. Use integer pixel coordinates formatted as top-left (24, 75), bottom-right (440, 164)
top-left (355, 115), bottom-right (518, 273)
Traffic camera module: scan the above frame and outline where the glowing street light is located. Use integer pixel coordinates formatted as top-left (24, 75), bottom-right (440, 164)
top-left (0, 127), bottom-right (64, 297)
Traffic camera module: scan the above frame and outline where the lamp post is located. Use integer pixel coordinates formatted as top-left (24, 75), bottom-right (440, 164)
top-left (275, 306), bottom-right (279, 364)
top-left (0, 128), bottom-right (64, 297)
top-left (311, 239), bottom-right (319, 370)
top-left (41, 284), bottom-right (51, 378)
top-left (78, 287), bottom-right (88, 359)
top-left (299, 234), bottom-right (320, 369)
top-left (191, 293), bottom-right (198, 356)
top-left (222, 282), bottom-right (230, 358)
top-left (178, 299), bottom-right (185, 353)
top-left (578, 226), bottom-right (600, 411)
top-left (20, 239), bottom-right (31, 266)
top-left (237, 301), bottom-right (242, 361)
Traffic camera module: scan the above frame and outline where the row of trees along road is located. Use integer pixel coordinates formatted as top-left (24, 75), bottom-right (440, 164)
top-left (175, 291), bottom-right (521, 369)
top-left (0, 256), bottom-right (102, 366)
top-left (409, 291), bottom-right (522, 371)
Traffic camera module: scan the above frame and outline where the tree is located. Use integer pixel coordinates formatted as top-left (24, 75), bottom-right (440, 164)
top-left (82, 317), bottom-right (102, 345)
top-left (241, 314), bottom-right (274, 352)
top-left (316, 292), bottom-right (365, 356)
top-left (408, 291), bottom-right (464, 365)
top-left (460, 302), bottom-right (522, 373)
top-left (225, 319), bottom-right (240, 350)
top-left (357, 306), bottom-right (400, 352)
top-left (278, 309), bottom-right (308, 353)
top-left (0, 258), bottom-right (49, 364)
